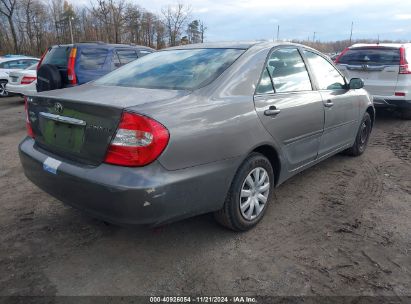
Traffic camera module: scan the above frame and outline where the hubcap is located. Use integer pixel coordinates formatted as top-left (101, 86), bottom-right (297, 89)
top-left (359, 121), bottom-right (369, 145)
top-left (0, 82), bottom-right (8, 96)
top-left (240, 167), bottom-right (270, 221)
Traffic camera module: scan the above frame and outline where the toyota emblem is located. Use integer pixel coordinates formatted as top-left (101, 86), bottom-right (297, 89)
top-left (54, 102), bottom-right (63, 114)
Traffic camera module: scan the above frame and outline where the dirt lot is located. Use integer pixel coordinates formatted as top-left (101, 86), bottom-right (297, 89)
top-left (0, 96), bottom-right (410, 297)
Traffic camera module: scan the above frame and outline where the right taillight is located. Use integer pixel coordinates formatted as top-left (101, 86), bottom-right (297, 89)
top-left (24, 97), bottom-right (35, 138)
top-left (104, 112), bottom-right (169, 167)
top-left (67, 47), bottom-right (77, 85)
top-left (399, 46), bottom-right (411, 74)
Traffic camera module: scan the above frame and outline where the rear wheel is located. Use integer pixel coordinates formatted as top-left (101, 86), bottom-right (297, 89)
top-left (345, 112), bottom-right (372, 156)
top-left (214, 153), bottom-right (274, 231)
top-left (0, 80), bottom-right (9, 97)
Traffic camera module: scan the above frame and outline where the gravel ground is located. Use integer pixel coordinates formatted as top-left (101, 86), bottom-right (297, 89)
top-left (0, 96), bottom-right (410, 298)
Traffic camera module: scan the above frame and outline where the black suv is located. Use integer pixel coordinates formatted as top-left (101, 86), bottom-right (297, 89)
top-left (36, 42), bottom-right (154, 92)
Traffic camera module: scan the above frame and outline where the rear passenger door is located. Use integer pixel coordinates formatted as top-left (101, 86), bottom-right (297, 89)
top-left (254, 47), bottom-right (325, 172)
top-left (303, 50), bottom-right (359, 157)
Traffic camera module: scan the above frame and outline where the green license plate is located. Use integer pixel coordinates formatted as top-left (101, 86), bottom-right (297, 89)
top-left (40, 117), bottom-right (85, 153)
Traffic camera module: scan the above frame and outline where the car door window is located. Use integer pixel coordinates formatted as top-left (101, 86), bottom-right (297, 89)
top-left (112, 51), bottom-right (121, 69)
top-left (138, 50), bottom-right (152, 57)
top-left (78, 48), bottom-right (108, 70)
top-left (256, 48), bottom-right (312, 94)
top-left (304, 50), bottom-right (346, 90)
top-left (117, 49), bottom-right (138, 65)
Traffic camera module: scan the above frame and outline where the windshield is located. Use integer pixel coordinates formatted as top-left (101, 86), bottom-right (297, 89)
top-left (338, 47), bottom-right (400, 65)
top-left (95, 48), bottom-right (245, 90)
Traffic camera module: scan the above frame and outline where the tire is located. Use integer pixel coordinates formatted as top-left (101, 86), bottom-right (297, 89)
top-left (214, 152), bottom-right (274, 231)
top-left (37, 64), bottom-right (62, 92)
top-left (345, 112), bottom-right (372, 156)
top-left (400, 109), bottom-right (411, 120)
top-left (0, 80), bottom-right (9, 97)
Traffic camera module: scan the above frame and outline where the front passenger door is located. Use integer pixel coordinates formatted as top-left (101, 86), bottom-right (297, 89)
top-left (254, 47), bottom-right (325, 172)
top-left (303, 50), bottom-right (359, 157)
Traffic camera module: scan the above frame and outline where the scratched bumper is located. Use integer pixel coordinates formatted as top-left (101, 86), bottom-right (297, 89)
top-left (19, 137), bottom-right (239, 226)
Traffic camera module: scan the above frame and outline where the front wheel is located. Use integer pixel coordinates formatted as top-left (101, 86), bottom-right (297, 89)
top-left (345, 112), bottom-right (372, 156)
top-left (0, 80), bottom-right (9, 98)
top-left (214, 153), bottom-right (274, 231)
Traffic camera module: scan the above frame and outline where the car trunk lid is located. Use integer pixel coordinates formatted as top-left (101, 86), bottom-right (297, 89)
top-left (26, 84), bottom-right (188, 166)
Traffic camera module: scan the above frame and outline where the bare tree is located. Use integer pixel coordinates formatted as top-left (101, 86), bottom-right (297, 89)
top-left (161, 3), bottom-right (191, 47)
top-left (0, 0), bottom-right (19, 52)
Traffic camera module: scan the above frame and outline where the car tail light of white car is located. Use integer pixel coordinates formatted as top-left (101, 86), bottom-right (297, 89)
top-left (21, 76), bottom-right (37, 85)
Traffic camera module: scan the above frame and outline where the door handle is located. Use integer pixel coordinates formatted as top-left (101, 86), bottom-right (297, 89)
top-left (324, 100), bottom-right (334, 107)
top-left (264, 106), bottom-right (281, 116)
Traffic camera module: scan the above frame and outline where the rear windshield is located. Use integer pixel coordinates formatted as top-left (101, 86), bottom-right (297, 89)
top-left (78, 48), bottom-right (108, 70)
top-left (95, 48), bottom-right (245, 90)
top-left (42, 46), bottom-right (71, 67)
top-left (338, 47), bottom-right (400, 65)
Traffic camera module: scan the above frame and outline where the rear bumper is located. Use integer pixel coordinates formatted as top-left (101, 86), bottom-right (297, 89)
top-left (19, 137), bottom-right (239, 226)
top-left (372, 96), bottom-right (411, 109)
top-left (6, 83), bottom-right (36, 95)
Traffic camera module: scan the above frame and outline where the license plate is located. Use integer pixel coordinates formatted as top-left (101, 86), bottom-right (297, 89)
top-left (40, 117), bottom-right (85, 153)
top-left (10, 76), bottom-right (18, 83)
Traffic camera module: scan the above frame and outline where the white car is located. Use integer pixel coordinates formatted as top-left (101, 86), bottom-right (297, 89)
top-left (335, 43), bottom-right (411, 119)
top-left (6, 64), bottom-right (37, 96)
top-left (0, 56), bottom-right (39, 97)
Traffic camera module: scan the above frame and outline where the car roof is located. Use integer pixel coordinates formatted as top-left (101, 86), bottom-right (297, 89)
top-left (350, 43), bottom-right (411, 49)
top-left (164, 41), bottom-right (311, 51)
top-left (50, 42), bottom-right (155, 51)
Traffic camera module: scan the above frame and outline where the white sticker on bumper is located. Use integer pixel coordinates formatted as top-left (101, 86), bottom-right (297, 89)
top-left (43, 157), bottom-right (62, 175)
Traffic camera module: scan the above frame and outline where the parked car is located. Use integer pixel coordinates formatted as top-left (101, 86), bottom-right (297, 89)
top-left (36, 42), bottom-right (155, 92)
top-left (0, 56), bottom-right (39, 97)
top-left (6, 64), bottom-right (38, 96)
top-left (335, 43), bottom-right (411, 119)
top-left (20, 42), bottom-right (374, 231)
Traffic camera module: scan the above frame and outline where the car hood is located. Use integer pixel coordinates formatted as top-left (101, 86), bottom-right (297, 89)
top-left (32, 83), bottom-right (191, 108)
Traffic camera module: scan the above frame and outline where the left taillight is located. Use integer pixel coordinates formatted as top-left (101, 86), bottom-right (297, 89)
top-left (21, 76), bottom-right (36, 85)
top-left (24, 96), bottom-right (35, 138)
top-left (104, 112), bottom-right (169, 167)
top-left (37, 49), bottom-right (48, 71)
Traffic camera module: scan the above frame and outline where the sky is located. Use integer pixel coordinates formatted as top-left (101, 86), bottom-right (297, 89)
top-left (132, 0), bottom-right (411, 42)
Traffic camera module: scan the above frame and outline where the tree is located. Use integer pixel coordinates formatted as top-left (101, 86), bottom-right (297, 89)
top-left (161, 3), bottom-right (191, 47)
top-left (0, 0), bottom-right (19, 52)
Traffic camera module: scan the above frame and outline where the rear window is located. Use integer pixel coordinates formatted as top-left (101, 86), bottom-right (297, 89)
top-left (78, 48), bottom-right (108, 70)
top-left (338, 47), bottom-right (400, 65)
top-left (95, 48), bottom-right (245, 90)
top-left (42, 46), bottom-right (71, 67)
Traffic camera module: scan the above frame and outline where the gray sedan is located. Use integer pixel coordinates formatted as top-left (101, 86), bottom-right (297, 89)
top-left (19, 42), bottom-right (374, 231)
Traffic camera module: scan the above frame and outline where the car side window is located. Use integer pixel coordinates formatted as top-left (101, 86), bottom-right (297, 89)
top-left (78, 48), bottom-right (109, 70)
top-left (112, 51), bottom-right (121, 69)
top-left (138, 50), bottom-right (152, 57)
top-left (303, 50), bottom-right (346, 90)
top-left (117, 49), bottom-right (138, 65)
top-left (256, 48), bottom-right (312, 94)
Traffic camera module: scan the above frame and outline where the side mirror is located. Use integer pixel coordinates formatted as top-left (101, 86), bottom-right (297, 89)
top-left (349, 78), bottom-right (364, 90)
